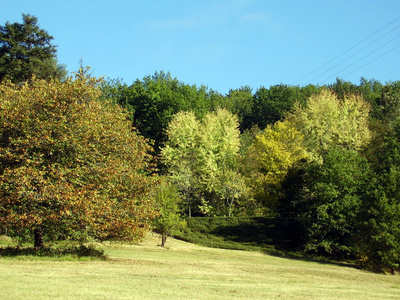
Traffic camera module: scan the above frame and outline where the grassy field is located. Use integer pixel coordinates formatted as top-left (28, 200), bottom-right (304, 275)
top-left (1, 234), bottom-right (400, 300)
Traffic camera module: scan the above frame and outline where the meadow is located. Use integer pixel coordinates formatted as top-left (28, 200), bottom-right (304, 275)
top-left (1, 234), bottom-right (399, 300)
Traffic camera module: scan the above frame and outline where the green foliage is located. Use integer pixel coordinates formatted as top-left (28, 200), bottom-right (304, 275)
top-left (102, 71), bottom-right (222, 151)
top-left (161, 111), bottom-right (201, 217)
top-left (248, 84), bottom-right (314, 130)
top-left (219, 86), bottom-right (254, 131)
top-left (355, 119), bottom-right (400, 273)
top-left (161, 109), bottom-right (249, 217)
top-left (280, 147), bottom-right (371, 258)
top-left (174, 217), bottom-right (298, 254)
top-left (152, 181), bottom-right (186, 247)
top-left (0, 74), bottom-right (157, 247)
top-left (0, 14), bottom-right (66, 83)
top-left (0, 244), bottom-right (106, 259)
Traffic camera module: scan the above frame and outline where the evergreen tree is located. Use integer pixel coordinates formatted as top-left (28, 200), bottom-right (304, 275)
top-left (0, 14), bottom-right (66, 83)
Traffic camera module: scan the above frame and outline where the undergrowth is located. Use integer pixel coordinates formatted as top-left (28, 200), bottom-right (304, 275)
top-left (174, 217), bottom-right (300, 256)
top-left (0, 241), bottom-right (107, 260)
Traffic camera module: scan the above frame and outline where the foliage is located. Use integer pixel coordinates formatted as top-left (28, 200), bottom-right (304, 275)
top-left (161, 111), bottom-right (201, 217)
top-left (355, 119), bottom-right (400, 273)
top-left (161, 109), bottom-right (248, 217)
top-left (248, 120), bottom-right (307, 212)
top-left (0, 14), bottom-right (66, 83)
top-left (102, 71), bottom-right (222, 152)
top-left (279, 146), bottom-right (371, 258)
top-left (0, 74), bottom-right (157, 247)
top-left (219, 86), bottom-right (254, 131)
top-left (248, 84), bottom-right (315, 130)
top-left (152, 181), bottom-right (186, 247)
top-left (0, 244), bottom-right (106, 259)
top-left (288, 89), bottom-right (371, 160)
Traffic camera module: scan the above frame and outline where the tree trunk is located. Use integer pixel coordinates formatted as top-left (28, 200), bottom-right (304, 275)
top-left (161, 232), bottom-right (167, 247)
top-left (34, 228), bottom-right (44, 249)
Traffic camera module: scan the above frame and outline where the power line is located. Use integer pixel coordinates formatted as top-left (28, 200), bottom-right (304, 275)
top-left (291, 16), bottom-right (400, 85)
top-left (305, 23), bottom-right (400, 84)
top-left (342, 42), bottom-right (400, 79)
top-left (320, 34), bottom-right (400, 83)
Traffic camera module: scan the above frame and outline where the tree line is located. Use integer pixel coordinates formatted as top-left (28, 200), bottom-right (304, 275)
top-left (1, 14), bottom-right (400, 273)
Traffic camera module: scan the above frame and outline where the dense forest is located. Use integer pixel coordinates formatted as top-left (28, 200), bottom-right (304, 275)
top-left (1, 14), bottom-right (399, 273)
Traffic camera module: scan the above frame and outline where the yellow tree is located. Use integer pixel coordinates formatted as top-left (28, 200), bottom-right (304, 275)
top-left (249, 120), bottom-right (307, 211)
top-left (0, 74), bottom-right (157, 248)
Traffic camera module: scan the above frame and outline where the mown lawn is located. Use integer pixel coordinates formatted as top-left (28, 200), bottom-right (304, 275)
top-left (1, 234), bottom-right (399, 300)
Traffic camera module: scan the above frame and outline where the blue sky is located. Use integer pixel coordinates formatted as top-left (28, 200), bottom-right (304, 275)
top-left (1, 0), bottom-right (399, 94)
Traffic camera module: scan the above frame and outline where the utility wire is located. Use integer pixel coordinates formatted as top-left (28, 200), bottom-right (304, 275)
top-left (320, 34), bottom-right (400, 83)
top-left (291, 16), bottom-right (400, 85)
top-left (305, 24), bottom-right (400, 84)
top-left (342, 42), bottom-right (400, 79)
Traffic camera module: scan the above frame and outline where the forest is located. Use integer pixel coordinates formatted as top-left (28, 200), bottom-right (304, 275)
top-left (1, 14), bottom-right (399, 273)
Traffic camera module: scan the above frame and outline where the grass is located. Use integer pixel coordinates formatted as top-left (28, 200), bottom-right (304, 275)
top-left (1, 233), bottom-right (400, 299)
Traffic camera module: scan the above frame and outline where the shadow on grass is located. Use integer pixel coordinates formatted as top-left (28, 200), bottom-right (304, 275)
top-left (0, 244), bottom-right (107, 260)
top-left (175, 217), bottom-right (358, 270)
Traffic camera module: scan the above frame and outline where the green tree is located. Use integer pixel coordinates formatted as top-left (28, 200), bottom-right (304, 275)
top-left (356, 119), bottom-right (400, 273)
top-left (0, 74), bottom-right (157, 248)
top-left (280, 146), bottom-right (371, 257)
top-left (152, 181), bottom-right (186, 247)
top-left (0, 14), bottom-right (66, 83)
top-left (216, 169), bottom-right (250, 217)
top-left (249, 84), bottom-right (311, 130)
top-left (219, 86), bottom-right (254, 131)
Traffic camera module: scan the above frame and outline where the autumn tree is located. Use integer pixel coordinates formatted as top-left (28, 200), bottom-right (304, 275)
top-left (0, 74), bottom-right (157, 248)
top-left (0, 14), bottom-right (66, 83)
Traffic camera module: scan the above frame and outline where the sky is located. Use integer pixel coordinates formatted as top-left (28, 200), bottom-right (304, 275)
top-left (1, 0), bottom-right (399, 94)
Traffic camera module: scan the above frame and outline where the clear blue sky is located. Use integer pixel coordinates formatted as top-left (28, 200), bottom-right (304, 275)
top-left (2, 0), bottom-right (399, 94)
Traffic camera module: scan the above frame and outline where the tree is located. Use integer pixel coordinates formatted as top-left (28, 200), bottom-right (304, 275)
top-left (152, 181), bottom-right (186, 247)
top-left (161, 111), bottom-right (201, 217)
top-left (0, 74), bottom-right (157, 248)
top-left (280, 146), bottom-right (371, 257)
top-left (355, 119), bottom-right (400, 273)
top-left (161, 109), bottom-right (247, 217)
top-left (0, 14), bottom-right (66, 83)
top-left (220, 86), bottom-right (254, 131)
top-left (248, 120), bottom-right (307, 212)
top-left (249, 84), bottom-right (309, 130)
top-left (103, 71), bottom-right (220, 152)
top-left (216, 169), bottom-right (250, 217)
top-left (287, 89), bottom-right (371, 160)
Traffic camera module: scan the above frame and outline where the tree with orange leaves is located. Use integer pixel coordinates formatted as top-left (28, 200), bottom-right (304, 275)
top-left (0, 73), bottom-right (157, 248)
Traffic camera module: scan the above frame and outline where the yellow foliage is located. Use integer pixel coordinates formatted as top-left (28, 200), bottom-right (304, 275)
top-left (249, 120), bottom-right (307, 208)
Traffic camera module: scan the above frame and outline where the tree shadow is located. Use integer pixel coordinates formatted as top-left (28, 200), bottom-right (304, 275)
top-left (210, 217), bottom-right (358, 270)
